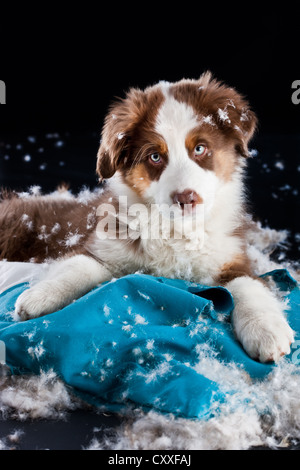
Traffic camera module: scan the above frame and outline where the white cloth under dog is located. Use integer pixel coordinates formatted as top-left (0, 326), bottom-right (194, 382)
top-left (0, 261), bottom-right (50, 294)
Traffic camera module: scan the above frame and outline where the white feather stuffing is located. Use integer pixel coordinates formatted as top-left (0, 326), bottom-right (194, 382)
top-left (0, 210), bottom-right (299, 450)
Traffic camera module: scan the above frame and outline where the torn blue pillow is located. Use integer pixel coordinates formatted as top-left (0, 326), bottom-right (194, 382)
top-left (0, 269), bottom-right (299, 419)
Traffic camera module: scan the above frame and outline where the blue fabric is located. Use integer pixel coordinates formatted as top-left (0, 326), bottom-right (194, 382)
top-left (0, 269), bottom-right (299, 419)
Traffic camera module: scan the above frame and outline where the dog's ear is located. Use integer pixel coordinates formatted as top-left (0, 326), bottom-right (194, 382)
top-left (232, 106), bottom-right (258, 158)
top-left (197, 72), bottom-right (258, 158)
top-left (96, 88), bottom-right (145, 181)
top-left (96, 131), bottom-right (126, 181)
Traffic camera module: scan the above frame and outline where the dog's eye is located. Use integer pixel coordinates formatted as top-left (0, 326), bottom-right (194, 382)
top-left (149, 153), bottom-right (162, 164)
top-left (194, 144), bottom-right (207, 157)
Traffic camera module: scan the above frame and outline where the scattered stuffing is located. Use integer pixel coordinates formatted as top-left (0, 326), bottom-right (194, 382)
top-left (0, 188), bottom-right (299, 450)
top-left (202, 115), bottom-right (215, 126)
top-left (217, 108), bottom-right (231, 124)
top-left (240, 110), bottom-right (249, 122)
top-left (249, 149), bottom-right (258, 157)
top-left (86, 362), bottom-right (300, 450)
top-left (0, 429), bottom-right (24, 450)
top-left (134, 314), bottom-right (148, 325)
top-left (51, 223), bottom-right (61, 234)
top-left (29, 185), bottom-right (42, 196)
top-left (7, 429), bottom-right (25, 443)
top-left (63, 231), bottom-right (84, 247)
top-left (274, 161), bottom-right (285, 170)
top-left (21, 214), bottom-right (34, 231)
top-left (77, 186), bottom-right (103, 205)
top-left (0, 369), bottom-right (84, 421)
top-left (28, 341), bottom-right (46, 360)
top-left (0, 429), bottom-right (26, 450)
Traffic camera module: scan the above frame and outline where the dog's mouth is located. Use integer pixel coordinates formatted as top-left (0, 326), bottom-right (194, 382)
top-left (175, 202), bottom-right (203, 217)
top-left (157, 201), bottom-right (204, 222)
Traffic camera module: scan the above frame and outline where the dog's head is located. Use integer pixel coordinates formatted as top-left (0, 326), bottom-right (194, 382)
top-left (97, 72), bottom-right (257, 218)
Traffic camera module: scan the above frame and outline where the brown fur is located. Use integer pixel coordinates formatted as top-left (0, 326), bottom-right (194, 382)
top-left (170, 72), bottom-right (257, 158)
top-left (0, 190), bottom-right (101, 262)
top-left (96, 87), bottom-right (165, 180)
top-left (216, 253), bottom-right (253, 284)
top-left (124, 164), bottom-right (152, 197)
top-left (185, 127), bottom-right (238, 180)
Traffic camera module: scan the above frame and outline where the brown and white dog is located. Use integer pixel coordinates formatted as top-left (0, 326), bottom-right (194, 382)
top-left (0, 72), bottom-right (294, 363)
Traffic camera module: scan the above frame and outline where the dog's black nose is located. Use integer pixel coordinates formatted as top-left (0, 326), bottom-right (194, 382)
top-left (172, 190), bottom-right (203, 209)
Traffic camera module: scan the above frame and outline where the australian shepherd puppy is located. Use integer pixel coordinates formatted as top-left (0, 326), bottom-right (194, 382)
top-left (0, 72), bottom-right (294, 363)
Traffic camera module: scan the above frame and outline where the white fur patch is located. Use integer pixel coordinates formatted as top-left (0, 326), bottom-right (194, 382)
top-left (227, 276), bottom-right (294, 362)
top-left (142, 92), bottom-right (220, 218)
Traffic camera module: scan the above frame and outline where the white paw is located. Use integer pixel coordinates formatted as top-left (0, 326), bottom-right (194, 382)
top-left (238, 316), bottom-right (294, 363)
top-left (15, 281), bottom-right (65, 321)
top-left (227, 276), bottom-right (295, 363)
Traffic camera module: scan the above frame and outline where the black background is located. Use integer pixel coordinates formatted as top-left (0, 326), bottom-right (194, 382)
top-left (0, 6), bottom-right (299, 135)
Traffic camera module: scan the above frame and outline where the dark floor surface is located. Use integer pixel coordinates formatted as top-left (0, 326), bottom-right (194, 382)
top-left (0, 408), bottom-right (123, 450)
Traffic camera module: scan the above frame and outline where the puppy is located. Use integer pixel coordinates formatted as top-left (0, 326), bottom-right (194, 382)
top-left (0, 72), bottom-right (294, 363)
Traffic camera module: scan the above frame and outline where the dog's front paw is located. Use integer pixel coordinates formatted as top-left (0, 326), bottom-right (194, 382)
top-left (15, 281), bottom-right (63, 321)
top-left (238, 316), bottom-right (294, 363)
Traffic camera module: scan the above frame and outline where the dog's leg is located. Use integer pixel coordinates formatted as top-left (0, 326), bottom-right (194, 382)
top-left (15, 254), bottom-right (112, 320)
top-left (226, 276), bottom-right (294, 363)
